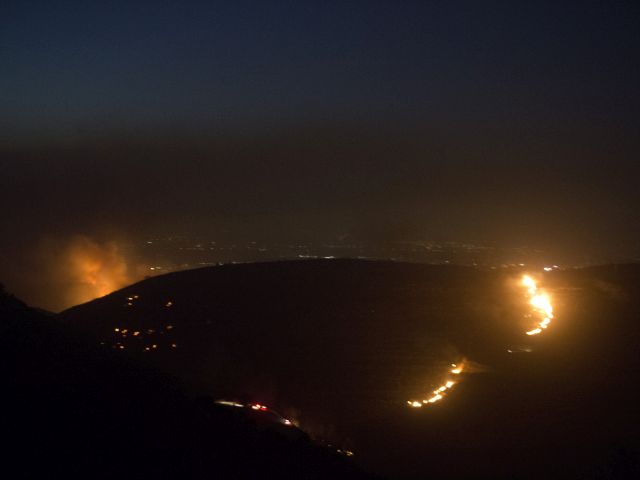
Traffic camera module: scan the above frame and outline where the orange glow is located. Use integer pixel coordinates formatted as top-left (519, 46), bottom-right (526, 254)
top-left (30, 235), bottom-right (141, 310)
top-left (522, 275), bottom-right (537, 296)
top-left (520, 275), bottom-right (554, 335)
top-left (408, 360), bottom-right (466, 409)
top-left (63, 237), bottom-right (133, 305)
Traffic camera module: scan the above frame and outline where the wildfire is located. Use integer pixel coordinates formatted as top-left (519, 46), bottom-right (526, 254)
top-left (521, 275), bottom-right (554, 336)
top-left (450, 363), bottom-right (464, 374)
top-left (407, 362), bottom-right (465, 408)
top-left (37, 235), bottom-right (139, 310)
top-left (407, 272), bottom-right (558, 410)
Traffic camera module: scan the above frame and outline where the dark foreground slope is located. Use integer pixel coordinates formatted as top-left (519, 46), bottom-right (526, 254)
top-left (60, 260), bottom-right (640, 479)
top-left (0, 284), bottom-right (372, 479)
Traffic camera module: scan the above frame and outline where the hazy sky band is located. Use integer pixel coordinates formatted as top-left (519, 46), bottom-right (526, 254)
top-left (2, 1), bottom-right (638, 140)
top-left (2, 0), bottom-right (639, 305)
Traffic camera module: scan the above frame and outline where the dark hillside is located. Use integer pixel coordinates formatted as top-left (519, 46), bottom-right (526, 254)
top-left (59, 260), bottom-right (640, 478)
top-left (61, 261), bottom-right (512, 428)
top-left (0, 283), bottom-right (373, 479)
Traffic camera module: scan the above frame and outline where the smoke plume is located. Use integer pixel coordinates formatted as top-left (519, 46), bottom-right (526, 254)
top-left (17, 235), bottom-right (138, 312)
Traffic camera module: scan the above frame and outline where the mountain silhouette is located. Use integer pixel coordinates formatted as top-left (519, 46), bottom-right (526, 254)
top-left (58, 259), bottom-right (640, 478)
top-left (1, 280), bottom-right (374, 479)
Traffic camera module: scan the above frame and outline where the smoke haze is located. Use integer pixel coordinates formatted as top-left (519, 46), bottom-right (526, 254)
top-left (14, 235), bottom-right (138, 312)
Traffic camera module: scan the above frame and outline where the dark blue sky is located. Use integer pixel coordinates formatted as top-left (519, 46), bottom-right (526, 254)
top-left (3, 1), bottom-right (638, 139)
top-left (2, 0), bottom-right (640, 278)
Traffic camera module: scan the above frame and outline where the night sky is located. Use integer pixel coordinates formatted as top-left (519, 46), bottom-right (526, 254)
top-left (2, 1), bottom-right (640, 303)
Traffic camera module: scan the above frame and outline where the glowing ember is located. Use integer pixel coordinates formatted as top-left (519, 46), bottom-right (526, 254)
top-left (408, 361), bottom-right (465, 408)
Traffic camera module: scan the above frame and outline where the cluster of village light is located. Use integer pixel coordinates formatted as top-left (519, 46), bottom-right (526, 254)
top-left (108, 324), bottom-right (178, 352)
top-left (125, 294), bottom-right (174, 309)
top-left (408, 273), bottom-right (555, 408)
top-left (125, 294), bottom-right (139, 306)
top-left (104, 294), bottom-right (178, 351)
